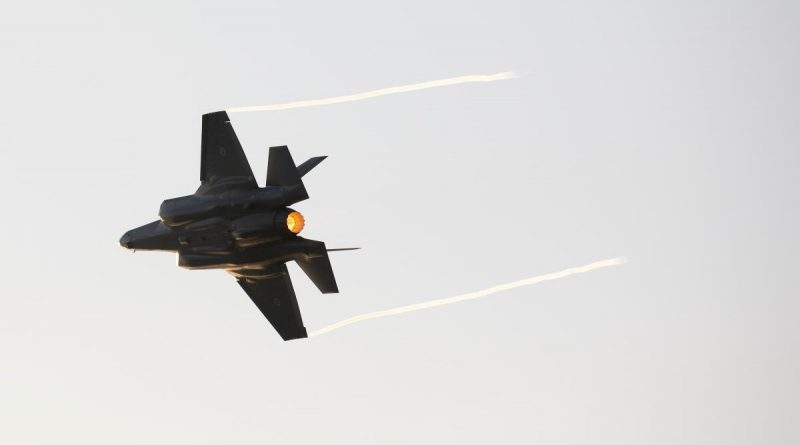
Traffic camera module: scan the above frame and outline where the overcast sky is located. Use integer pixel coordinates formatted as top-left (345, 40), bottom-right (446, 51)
top-left (1, 1), bottom-right (798, 444)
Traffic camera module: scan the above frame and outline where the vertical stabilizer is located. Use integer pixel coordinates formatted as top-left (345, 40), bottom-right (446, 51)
top-left (266, 146), bottom-right (303, 187)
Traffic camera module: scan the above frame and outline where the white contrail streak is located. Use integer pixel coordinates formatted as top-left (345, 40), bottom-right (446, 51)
top-left (309, 257), bottom-right (626, 337)
top-left (226, 71), bottom-right (518, 113)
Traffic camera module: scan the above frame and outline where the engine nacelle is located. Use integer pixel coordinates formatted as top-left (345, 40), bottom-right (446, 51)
top-left (230, 209), bottom-right (304, 246)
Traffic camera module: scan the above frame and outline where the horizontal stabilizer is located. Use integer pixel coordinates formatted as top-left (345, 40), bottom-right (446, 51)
top-left (327, 247), bottom-right (360, 252)
top-left (296, 246), bottom-right (339, 294)
top-left (297, 156), bottom-right (327, 177)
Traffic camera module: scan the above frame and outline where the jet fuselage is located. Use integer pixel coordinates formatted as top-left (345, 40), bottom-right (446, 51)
top-left (119, 111), bottom-right (341, 340)
top-left (121, 188), bottom-right (318, 275)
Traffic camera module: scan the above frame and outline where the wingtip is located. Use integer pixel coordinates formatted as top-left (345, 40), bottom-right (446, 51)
top-left (281, 327), bottom-right (309, 341)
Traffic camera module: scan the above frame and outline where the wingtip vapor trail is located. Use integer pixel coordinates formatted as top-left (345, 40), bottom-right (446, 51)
top-left (309, 256), bottom-right (626, 337)
top-left (226, 71), bottom-right (519, 113)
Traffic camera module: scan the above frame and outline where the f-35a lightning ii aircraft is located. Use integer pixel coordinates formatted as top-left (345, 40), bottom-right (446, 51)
top-left (120, 111), bottom-right (353, 341)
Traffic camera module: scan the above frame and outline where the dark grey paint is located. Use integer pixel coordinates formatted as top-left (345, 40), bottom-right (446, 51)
top-left (120, 111), bottom-right (341, 341)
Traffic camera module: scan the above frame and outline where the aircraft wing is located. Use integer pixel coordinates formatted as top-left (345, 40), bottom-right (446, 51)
top-left (198, 111), bottom-right (257, 192)
top-left (237, 263), bottom-right (308, 341)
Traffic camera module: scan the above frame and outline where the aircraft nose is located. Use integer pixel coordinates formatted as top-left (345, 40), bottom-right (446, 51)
top-left (119, 232), bottom-right (133, 249)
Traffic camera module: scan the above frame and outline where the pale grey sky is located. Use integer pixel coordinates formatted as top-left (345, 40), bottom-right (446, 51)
top-left (1, 1), bottom-right (798, 444)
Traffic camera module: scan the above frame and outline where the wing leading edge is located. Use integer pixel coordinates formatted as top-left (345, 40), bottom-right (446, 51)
top-left (199, 111), bottom-right (257, 192)
top-left (237, 263), bottom-right (308, 341)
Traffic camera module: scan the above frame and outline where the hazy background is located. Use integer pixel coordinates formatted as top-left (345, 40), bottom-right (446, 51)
top-left (1, 1), bottom-right (798, 444)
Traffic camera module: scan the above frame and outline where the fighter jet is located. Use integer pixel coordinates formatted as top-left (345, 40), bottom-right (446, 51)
top-left (119, 111), bottom-right (353, 341)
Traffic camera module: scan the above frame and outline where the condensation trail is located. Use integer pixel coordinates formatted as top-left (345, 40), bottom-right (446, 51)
top-left (309, 257), bottom-right (626, 337)
top-left (226, 71), bottom-right (518, 113)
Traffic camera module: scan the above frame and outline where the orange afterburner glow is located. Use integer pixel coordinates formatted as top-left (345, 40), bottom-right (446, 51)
top-left (286, 211), bottom-right (305, 234)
